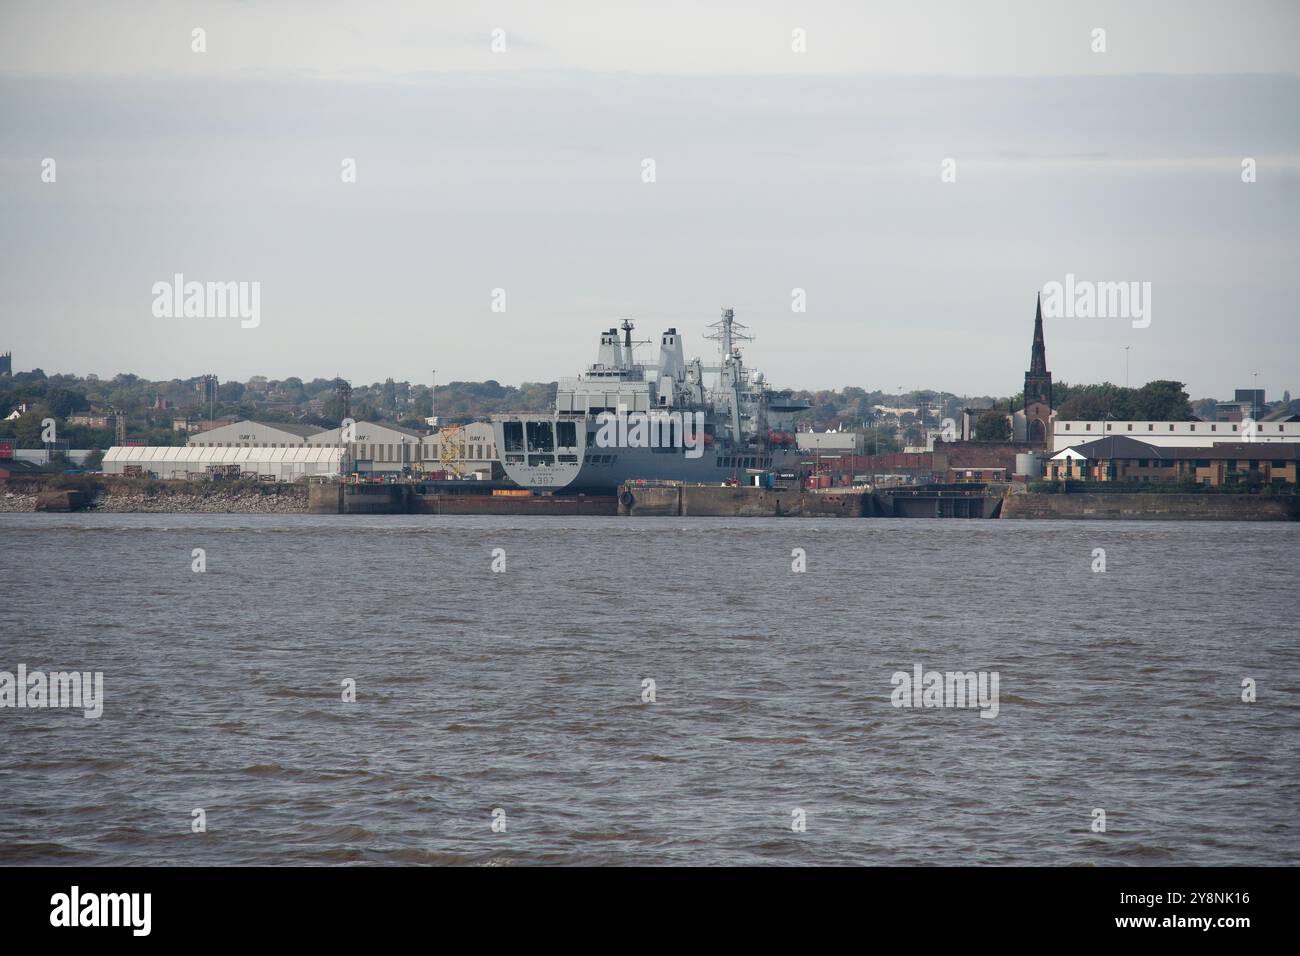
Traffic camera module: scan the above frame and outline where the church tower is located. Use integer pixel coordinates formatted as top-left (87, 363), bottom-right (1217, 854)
top-left (1023, 293), bottom-right (1053, 447)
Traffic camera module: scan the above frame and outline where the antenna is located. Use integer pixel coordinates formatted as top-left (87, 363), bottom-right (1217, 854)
top-left (704, 307), bottom-right (753, 359)
top-left (618, 319), bottom-right (652, 364)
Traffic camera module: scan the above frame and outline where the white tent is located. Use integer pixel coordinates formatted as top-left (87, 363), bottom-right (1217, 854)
top-left (102, 445), bottom-right (341, 480)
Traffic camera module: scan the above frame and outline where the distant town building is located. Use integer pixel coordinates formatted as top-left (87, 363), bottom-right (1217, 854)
top-left (1235, 388), bottom-right (1266, 416)
top-left (1214, 401), bottom-right (1251, 422)
top-left (0, 351), bottom-right (11, 377)
top-left (1045, 436), bottom-right (1298, 487)
top-left (871, 404), bottom-right (919, 419)
top-left (904, 427), bottom-right (950, 453)
top-left (173, 416), bottom-right (237, 434)
top-left (796, 431), bottom-right (864, 454)
top-left (1054, 419), bottom-right (1300, 451)
top-left (67, 412), bottom-right (116, 429)
top-left (1212, 389), bottom-right (1272, 422)
top-left (195, 374), bottom-right (219, 408)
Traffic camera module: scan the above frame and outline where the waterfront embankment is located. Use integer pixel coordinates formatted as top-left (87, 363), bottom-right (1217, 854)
top-left (1001, 492), bottom-right (1300, 521)
top-left (5, 477), bottom-right (1297, 519)
top-left (1, 478), bottom-right (307, 513)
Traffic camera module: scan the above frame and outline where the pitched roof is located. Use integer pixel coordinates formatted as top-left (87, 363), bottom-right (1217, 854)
top-left (0, 458), bottom-right (48, 473)
top-left (1066, 435), bottom-right (1166, 460)
top-left (1063, 437), bottom-right (1300, 461)
top-left (258, 421), bottom-right (325, 437)
top-left (1162, 443), bottom-right (1300, 460)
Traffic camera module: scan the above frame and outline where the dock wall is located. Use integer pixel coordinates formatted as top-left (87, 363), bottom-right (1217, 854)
top-left (1001, 493), bottom-right (1300, 521)
top-left (285, 483), bottom-right (1300, 522)
top-left (618, 485), bottom-right (867, 517)
top-left (309, 483), bottom-right (617, 515)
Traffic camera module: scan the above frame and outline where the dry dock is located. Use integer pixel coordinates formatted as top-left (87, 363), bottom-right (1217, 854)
top-left (307, 483), bottom-right (616, 516)
top-left (617, 483), bottom-right (867, 517)
top-left (304, 481), bottom-right (1298, 520)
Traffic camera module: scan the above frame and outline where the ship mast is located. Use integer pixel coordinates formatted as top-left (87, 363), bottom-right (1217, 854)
top-left (705, 307), bottom-right (753, 448)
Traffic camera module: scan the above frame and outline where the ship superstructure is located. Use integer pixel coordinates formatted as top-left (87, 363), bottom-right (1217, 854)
top-left (492, 308), bottom-right (809, 492)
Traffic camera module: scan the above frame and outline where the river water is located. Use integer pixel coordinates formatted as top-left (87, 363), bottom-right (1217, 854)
top-left (1, 514), bottom-right (1296, 865)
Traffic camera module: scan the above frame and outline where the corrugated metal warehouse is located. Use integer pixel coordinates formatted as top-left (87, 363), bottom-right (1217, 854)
top-left (103, 446), bottom-right (341, 480)
top-left (421, 421), bottom-right (499, 476)
top-left (305, 420), bottom-right (425, 474)
top-left (186, 419), bottom-right (324, 447)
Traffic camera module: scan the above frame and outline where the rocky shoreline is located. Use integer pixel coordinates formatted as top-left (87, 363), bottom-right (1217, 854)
top-left (0, 491), bottom-right (39, 513)
top-left (88, 489), bottom-right (308, 513)
top-left (2, 481), bottom-right (308, 514)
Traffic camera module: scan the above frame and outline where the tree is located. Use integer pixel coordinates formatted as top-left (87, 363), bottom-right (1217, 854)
top-left (1055, 380), bottom-right (1191, 421)
top-left (974, 409), bottom-right (1010, 442)
top-left (45, 387), bottom-right (87, 418)
top-left (1132, 380), bottom-right (1192, 420)
top-left (864, 426), bottom-right (901, 454)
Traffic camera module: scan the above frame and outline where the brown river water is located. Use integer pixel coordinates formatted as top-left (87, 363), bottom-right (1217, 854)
top-left (1, 514), bottom-right (1296, 865)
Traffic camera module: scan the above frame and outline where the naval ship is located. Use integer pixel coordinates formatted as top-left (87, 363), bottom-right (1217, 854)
top-left (491, 308), bottom-right (810, 493)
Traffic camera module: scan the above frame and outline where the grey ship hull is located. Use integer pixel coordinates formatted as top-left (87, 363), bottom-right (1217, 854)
top-left (567, 446), bottom-right (806, 494)
top-left (491, 418), bottom-right (805, 493)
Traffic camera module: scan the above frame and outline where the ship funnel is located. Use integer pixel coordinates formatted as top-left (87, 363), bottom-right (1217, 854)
top-left (658, 328), bottom-right (686, 380)
top-left (597, 327), bottom-right (625, 369)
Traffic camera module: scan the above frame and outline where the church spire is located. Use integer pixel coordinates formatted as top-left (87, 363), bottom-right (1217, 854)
top-left (1029, 292), bottom-right (1047, 375)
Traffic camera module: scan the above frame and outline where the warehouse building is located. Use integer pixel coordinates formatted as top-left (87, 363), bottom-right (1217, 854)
top-left (1045, 437), bottom-right (1299, 486)
top-left (796, 431), bottom-right (865, 454)
top-left (305, 421), bottom-right (425, 475)
top-left (186, 419), bottom-right (323, 447)
top-left (1053, 419), bottom-right (1300, 451)
top-left (420, 421), bottom-right (500, 478)
top-left (103, 445), bottom-right (341, 480)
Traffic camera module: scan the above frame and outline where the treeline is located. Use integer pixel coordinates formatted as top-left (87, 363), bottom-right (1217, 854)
top-left (782, 387), bottom-right (1001, 431)
top-left (0, 369), bottom-right (560, 447)
top-left (3, 367), bottom-right (1284, 453)
top-left (1051, 380), bottom-right (1194, 421)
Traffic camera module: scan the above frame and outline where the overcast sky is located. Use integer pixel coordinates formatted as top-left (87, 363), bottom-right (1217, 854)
top-left (2, 0), bottom-right (1297, 400)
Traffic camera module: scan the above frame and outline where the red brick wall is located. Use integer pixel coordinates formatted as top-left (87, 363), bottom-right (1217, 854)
top-left (933, 441), bottom-right (1038, 475)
